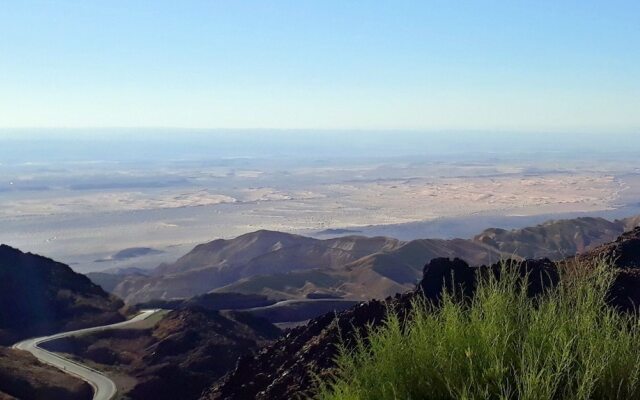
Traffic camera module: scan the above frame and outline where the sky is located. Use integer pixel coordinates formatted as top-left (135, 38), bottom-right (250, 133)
top-left (0, 1), bottom-right (638, 132)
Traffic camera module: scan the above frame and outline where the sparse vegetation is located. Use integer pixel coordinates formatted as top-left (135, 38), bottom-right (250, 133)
top-left (316, 259), bottom-right (640, 400)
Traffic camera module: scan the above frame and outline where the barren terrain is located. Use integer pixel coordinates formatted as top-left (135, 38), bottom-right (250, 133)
top-left (1, 137), bottom-right (639, 273)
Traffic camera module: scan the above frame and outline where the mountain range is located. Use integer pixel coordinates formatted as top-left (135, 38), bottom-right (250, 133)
top-left (93, 216), bottom-right (640, 305)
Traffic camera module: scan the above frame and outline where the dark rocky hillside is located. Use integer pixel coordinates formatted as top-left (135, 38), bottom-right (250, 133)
top-left (43, 307), bottom-right (281, 400)
top-left (0, 245), bottom-right (125, 345)
top-left (0, 346), bottom-right (92, 400)
top-left (203, 227), bottom-right (640, 400)
top-left (577, 226), bottom-right (640, 311)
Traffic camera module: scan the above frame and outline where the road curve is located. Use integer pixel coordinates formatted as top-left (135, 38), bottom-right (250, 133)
top-left (243, 298), bottom-right (361, 311)
top-left (12, 309), bottom-right (161, 400)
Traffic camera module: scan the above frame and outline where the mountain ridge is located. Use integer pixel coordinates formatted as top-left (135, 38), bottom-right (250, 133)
top-left (106, 215), bottom-right (640, 304)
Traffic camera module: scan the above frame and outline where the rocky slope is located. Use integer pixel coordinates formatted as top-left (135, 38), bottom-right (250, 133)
top-left (0, 244), bottom-right (125, 345)
top-left (104, 216), bottom-right (640, 305)
top-left (0, 346), bottom-right (92, 400)
top-left (577, 226), bottom-right (640, 311)
top-left (473, 216), bottom-right (635, 259)
top-left (109, 231), bottom-right (504, 303)
top-left (213, 217), bottom-right (639, 301)
top-left (215, 237), bottom-right (502, 301)
top-left (203, 227), bottom-right (640, 400)
top-left (111, 231), bottom-right (403, 303)
top-left (43, 307), bottom-right (281, 400)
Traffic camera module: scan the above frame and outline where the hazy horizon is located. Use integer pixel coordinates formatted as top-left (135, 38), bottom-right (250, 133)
top-left (1, 130), bottom-right (639, 163)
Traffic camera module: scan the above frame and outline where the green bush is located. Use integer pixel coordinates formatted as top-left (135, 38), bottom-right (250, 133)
top-left (316, 260), bottom-right (640, 400)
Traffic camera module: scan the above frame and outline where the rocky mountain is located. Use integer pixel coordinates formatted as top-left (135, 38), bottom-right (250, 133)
top-left (215, 237), bottom-right (502, 300)
top-left (111, 231), bottom-right (403, 303)
top-left (43, 307), bottom-right (281, 400)
top-left (0, 245), bottom-right (125, 345)
top-left (473, 216), bottom-right (635, 259)
top-left (210, 217), bottom-right (636, 301)
top-left (0, 346), bottom-right (92, 400)
top-left (203, 227), bottom-right (640, 400)
top-left (578, 226), bottom-right (640, 269)
top-left (103, 216), bottom-right (640, 306)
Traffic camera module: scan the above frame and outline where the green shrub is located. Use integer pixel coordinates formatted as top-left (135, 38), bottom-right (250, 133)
top-left (316, 260), bottom-right (640, 400)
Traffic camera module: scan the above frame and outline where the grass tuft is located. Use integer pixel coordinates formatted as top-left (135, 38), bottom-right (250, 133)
top-left (315, 259), bottom-right (640, 400)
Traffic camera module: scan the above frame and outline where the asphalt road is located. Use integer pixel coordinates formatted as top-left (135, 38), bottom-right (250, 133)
top-left (12, 309), bottom-right (161, 400)
top-left (243, 298), bottom-right (361, 311)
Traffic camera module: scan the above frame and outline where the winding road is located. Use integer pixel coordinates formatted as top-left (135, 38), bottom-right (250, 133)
top-left (12, 309), bottom-right (161, 400)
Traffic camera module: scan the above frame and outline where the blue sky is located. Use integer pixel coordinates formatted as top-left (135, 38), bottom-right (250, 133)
top-left (0, 1), bottom-right (638, 131)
